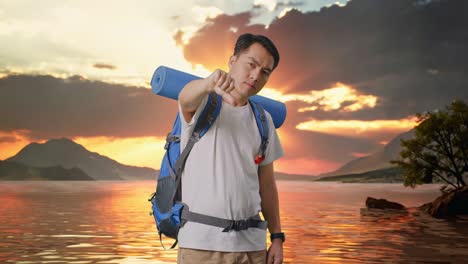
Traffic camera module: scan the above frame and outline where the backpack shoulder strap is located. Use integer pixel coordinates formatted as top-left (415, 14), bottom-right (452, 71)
top-left (173, 93), bottom-right (222, 178)
top-left (248, 100), bottom-right (269, 164)
top-left (194, 93), bottom-right (222, 138)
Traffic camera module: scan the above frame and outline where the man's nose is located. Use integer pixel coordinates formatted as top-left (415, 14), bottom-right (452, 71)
top-left (250, 68), bottom-right (261, 82)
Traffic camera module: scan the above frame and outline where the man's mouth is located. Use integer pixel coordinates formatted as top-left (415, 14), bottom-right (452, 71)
top-left (244, 82), bottom-right (255, 89)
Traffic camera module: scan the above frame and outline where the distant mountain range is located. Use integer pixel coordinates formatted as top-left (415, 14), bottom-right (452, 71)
top-left (0, 160), bottom-right (93, 180)
top-left (4, 138), bottom-right (157, 180)
top-left (320, 130), bottom-right (414, 178)
top-left (317, 167), bottom-right (404, 183)
top-left (2, 138), bottom-right (319, 181)
top-left (2, 130), bottom-right (413, 182)
top-left (274, 172), bottom-right (320, 181)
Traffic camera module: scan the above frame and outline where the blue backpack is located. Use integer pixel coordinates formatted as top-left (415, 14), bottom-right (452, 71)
top-left (149, 92), bottom-right (269, 249)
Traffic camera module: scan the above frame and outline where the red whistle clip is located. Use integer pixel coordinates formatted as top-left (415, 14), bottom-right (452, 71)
top-left (254, 155), bottom-right (265, 164)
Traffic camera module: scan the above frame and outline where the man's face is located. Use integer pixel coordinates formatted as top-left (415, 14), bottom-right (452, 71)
top-left (228, 42), bottom-right (275, 99)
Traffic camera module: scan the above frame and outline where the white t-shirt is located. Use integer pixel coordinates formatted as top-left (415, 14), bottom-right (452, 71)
top-left (177, 94), bottom-right (284, 252)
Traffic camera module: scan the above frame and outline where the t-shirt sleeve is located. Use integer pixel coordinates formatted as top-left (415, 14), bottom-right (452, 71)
top-left (260, 111), bottom-right (284, 166)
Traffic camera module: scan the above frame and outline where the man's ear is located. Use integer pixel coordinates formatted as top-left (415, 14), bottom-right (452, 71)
top-left (228, 55), bottom-right (237, 69)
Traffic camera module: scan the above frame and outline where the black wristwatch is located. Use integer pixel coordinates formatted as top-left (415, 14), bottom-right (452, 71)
top-left (270, 232), bottom-right (285, 243)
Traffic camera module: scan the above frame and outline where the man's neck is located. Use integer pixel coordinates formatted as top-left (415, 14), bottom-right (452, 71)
top-left (229, 89), bottom-right (248, 106)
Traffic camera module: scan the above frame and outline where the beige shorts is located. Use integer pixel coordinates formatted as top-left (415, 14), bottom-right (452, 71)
top-left (177, 247), bottom-right (266, 264)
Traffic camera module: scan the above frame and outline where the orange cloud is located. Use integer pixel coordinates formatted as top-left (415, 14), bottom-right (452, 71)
top-left (93, 63), bottom-right (117, 70)
top-left (350, 152), bottom-right (371, 158)
top-left (296, 117), bottom-right (419, 138)
top-left (379, 140), bottom-right (389, 145)
top-left (259, 82), bottom-right (378, 112)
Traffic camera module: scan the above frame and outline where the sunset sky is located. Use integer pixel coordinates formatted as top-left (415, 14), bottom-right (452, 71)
top-left (1, 0), bottom-right (467, 175)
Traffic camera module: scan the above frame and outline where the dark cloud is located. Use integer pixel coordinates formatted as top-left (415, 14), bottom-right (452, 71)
top-left (173, 0), bottom-right (468, 172)
top-left (93, 63), bottom-right (117, 70)
top-left (0, 74), bottom-right (177, 140)
top-left (177, 0), bottom-right (468, 121)
top-left (252, 4), bottom-right (264, 10)
top-left (274, 1), bottom-right (305, 11)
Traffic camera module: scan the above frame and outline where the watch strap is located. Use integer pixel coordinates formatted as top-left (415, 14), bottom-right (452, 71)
top-left (270, 232), bottom-right (285, 242)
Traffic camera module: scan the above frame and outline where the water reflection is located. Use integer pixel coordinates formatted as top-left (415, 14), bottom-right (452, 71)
top-left (0, 181), bottom-right (467, 263)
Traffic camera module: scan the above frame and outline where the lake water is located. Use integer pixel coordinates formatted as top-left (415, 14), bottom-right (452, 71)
top-left (0, 181), bottom-right (467, 264)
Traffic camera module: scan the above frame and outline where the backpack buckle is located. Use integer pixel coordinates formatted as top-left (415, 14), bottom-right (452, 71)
top-left (190, 132), bottom-right (200, 142)
top-left (259, 113), bottom-right (266, 121)
top-left (234, 220), bottom-right (249, 231)
top-left (165, 133), bottom-right (181, 150)
top-left (148, 192), bottom-right (156, 202)
top-left (223, 220), bottom-right (249, 232)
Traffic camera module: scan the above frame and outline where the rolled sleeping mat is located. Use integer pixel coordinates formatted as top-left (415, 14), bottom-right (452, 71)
top-left (151, 66), bottom-right (286, 128)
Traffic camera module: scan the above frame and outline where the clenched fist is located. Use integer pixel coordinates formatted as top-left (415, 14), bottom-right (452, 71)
top-left (206, 69), bottom-right (237, 106)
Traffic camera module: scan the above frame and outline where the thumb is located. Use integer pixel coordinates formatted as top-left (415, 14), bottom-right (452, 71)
top-left (222, 91), bottom-right (237, 106)
top-left (267, 250), bottom-right (274, 264)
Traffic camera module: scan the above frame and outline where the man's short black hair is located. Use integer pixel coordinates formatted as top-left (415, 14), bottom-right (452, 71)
top-left (233, 33), bottom-right (280, 71)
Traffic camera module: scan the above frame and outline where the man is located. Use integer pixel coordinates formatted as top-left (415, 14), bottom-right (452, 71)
top-left (177, 33), bottom-right (284, 264)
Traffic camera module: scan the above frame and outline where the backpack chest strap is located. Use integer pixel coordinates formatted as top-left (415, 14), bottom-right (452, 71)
top-left (181, 207), bottom-right (268, 232)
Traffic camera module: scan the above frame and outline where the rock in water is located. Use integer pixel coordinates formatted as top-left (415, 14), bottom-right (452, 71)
top-left (366, 197), bottom-right (405, 210)
top-left (421, 186), bottom-right (468, 218)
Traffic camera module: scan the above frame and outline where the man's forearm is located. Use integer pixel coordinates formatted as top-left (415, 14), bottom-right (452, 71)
top-left (261, 186), bottom-right (282, 233)
top-left (179, 78), bottom-right (210, 113)
top-left (259, 163), bottom-right (282, 233)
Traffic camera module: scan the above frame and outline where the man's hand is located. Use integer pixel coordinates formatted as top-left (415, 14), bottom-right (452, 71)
top-left (206, 69), bottom-right (237, 106)
top-left (267, 240), bottom-right (283, 264)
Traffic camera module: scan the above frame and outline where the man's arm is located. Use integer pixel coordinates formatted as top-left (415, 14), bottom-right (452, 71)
top-left (259, 162), bottom-right (283, 263)
top-left (179, 78), bottom-right (211, 123)
top-left (179, 69), bottom-right (236, 123)
top-left (259, 162), bottom-right (281, 233)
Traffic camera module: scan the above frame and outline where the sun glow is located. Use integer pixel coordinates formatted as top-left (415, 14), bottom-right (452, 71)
top-left (74, 136), bottom-right (166, 169)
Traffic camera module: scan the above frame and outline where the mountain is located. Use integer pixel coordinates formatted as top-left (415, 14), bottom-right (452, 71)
top-left (6, 138), bottom-right (157, 180)
top-left (316, 167), bottom-right (404, 183)
top-left (320, 130), bottom-right (414, 177)
top-left (275, 171), bottom-right (318, 181)
top-left (0, 160), bottom-right (93, 180)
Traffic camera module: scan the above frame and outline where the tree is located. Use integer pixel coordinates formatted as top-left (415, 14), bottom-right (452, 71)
top-left (391, 100), bottom-right (468, 189)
